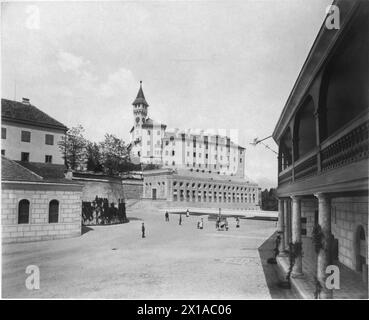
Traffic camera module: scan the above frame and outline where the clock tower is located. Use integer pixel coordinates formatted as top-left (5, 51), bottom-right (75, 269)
top-left (132, 81), bottom-right (148, 127)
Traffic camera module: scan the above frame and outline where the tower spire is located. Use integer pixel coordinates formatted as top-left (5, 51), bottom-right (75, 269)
top-left (132, 81), bottom-right (148, 106)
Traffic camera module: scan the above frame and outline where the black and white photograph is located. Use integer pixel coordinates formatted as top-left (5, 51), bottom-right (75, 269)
top-left (0, 0), bottom-right (368, 304)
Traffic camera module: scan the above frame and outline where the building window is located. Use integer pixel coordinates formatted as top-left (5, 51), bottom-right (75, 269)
top-left (165, 141), bottom-right (169, 146)
top-left (148, 130), bottom-right (151, 135)
top-left (21, 131), bottom-right (31, 142)
top-left (1, 127), bottom-right (6, 139)
top-left (21, 152), bottom-right (30, 162)
top-left (172, 150), bottom-right (175, 156)
top-left (49, 200), bottom-right (59, 223)
top-left (1, 149), bottom-right (5, 156)
top-left (172, 161), bottom-right (175, 165)
top-left (45, 155), bottom-right (53, 163)
top-left (240, 158), bottom-right (242, 163)
top-left (187, 151), bottom-right (190, 157)
top-left (206, 154), bottom-right (208, 159)
top-left (193, 152), bottom-right (196, 157)
top-left (45, 134), bottom-right (54, 145)
top-left (18, 199), bottom-right (30, 224)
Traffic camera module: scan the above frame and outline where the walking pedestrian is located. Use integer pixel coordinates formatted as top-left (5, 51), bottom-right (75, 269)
top-left (165, 211), bottom-right (169, 222)
top-left (216, 216), bottom-right (220, 230)
top-left (225, 218), bottom-right (229, 231)
top-left (179, 214), bottom-right (182, 225)
top-left (236, 217), bottom-right (240, 228)
top-left (141, 222), bottom-right (145, 238)
top-left (186, 209), bottom-right (190, 218)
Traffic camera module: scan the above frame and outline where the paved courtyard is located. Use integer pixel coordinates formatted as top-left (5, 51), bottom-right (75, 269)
top-left (2, 201), bottom-right (279, 299)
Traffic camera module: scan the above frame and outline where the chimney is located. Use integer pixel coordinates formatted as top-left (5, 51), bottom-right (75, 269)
top-left (22, 98), bottom-right (30, 105)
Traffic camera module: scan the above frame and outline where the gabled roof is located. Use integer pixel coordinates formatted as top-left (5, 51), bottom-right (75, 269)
top-left (132, 81), bottom-right (149, 106)
top-left (1, 157), bottom-right (43, 182)
top-left (1, 157), bottom-right (81, 185)
top-left (15, 162), bottom-right (67, 180)
top-left (1, 98), bottom-right (67, 131)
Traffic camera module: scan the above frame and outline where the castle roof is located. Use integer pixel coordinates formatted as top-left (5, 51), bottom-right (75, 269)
top-left (132, 81), bottom-right (149, 107)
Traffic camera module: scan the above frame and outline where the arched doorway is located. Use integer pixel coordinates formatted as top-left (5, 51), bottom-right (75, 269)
top-left (355, 225), bottom-right (368, 284)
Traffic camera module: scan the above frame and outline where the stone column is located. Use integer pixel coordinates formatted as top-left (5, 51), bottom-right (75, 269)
top-left (277, 199), bottom-right (286, 254)
top-left (315, 193), bottom-right (333, 299)
top-left (284, 199), bottom-right (290, 250)
top-left (291, 195), bottom-right (303, 277)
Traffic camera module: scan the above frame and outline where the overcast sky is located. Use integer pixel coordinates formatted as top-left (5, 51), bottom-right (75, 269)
top-left (1, 0), bottom-right (333, 188)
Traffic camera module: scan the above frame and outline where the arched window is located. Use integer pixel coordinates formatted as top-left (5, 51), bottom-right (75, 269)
top-left (18, 199), bottom-right (30, 224)
top-left (49, 200), bottom-right (59, 223)
top-left (319, 11), bottom-right (368, 140)
top-left (293, 96), bottom-right (316, 160)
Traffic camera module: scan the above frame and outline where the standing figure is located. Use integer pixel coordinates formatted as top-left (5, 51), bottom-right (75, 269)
top-left (165, 211), bottom-right (169, 222)
top-left (225, 218), bottom-right (229, 231)
top-left (216, 216), bottom-right (220, 230)
top-left (179, 214), bottom-right (182, 225)
top-left (186, 209), bottom-right (190, 217)
top-left (142, 222), bottom-right (146, 238)
top-left (236, 217), bottom-right (240, 228)
top-left (199, 218), bottom-right (204, 230)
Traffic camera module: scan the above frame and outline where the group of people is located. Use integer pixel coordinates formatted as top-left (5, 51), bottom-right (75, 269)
top-left (82, 197), bottom-right (128, 225)
top-left (142, 209), bottom-right (241, 238)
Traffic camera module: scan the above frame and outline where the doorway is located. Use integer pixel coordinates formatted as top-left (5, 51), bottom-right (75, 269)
top-left (152, 188), bottom-right (157, 200)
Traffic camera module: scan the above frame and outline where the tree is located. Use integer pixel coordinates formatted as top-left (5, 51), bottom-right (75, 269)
top-left (86, 142), bottom-right (103, 172)
top-left (58, 125), bottom-right (87, 170)
top-left (261, 188), bottom-right (278, 211)
top-left (99, 134), bottom-right (130, 175)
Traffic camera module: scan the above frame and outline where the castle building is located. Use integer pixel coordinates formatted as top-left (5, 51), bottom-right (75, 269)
top-left (129, 82), bottom-right (245, 178)
top-left (128, 82), bottom-right (259, 209)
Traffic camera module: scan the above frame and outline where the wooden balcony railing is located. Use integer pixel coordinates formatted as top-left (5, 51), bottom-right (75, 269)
top-left (321, 121), bottom-right (369, 172)
top-left (278, 119), bottom-right (369, 187)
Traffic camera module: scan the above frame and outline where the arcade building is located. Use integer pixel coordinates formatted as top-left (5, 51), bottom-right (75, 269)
top-left (273, 0), bottom-right (368, 298)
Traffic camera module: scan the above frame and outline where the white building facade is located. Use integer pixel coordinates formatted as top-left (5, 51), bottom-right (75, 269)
top-left (129, 83), bottom-right (245, 178)
top-left (1, 98), bottom-right (66, 165)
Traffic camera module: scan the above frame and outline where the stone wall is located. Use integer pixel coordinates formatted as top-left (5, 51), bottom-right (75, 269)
top-left (72, 174), bottom-right (124, 204)
top-left (300, 196), bottom-right (368, 272)
top-left (2, 187), bottom-right (82, 243)
top-left (122, 179), bottom-right (143, 199)
top-left (331, 196), bottom-right (368, 270)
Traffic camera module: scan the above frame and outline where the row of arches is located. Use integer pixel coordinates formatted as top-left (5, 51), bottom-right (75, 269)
top-left (172, 181), bottom-right (256, 193)
top-left (18, 199), bottom-right (59, 224)
top-left (279, 12), bottom-right (368, 172)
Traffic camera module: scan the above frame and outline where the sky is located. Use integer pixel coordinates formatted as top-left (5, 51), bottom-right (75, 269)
top-left (1, 0), bottom-right (333, 188)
